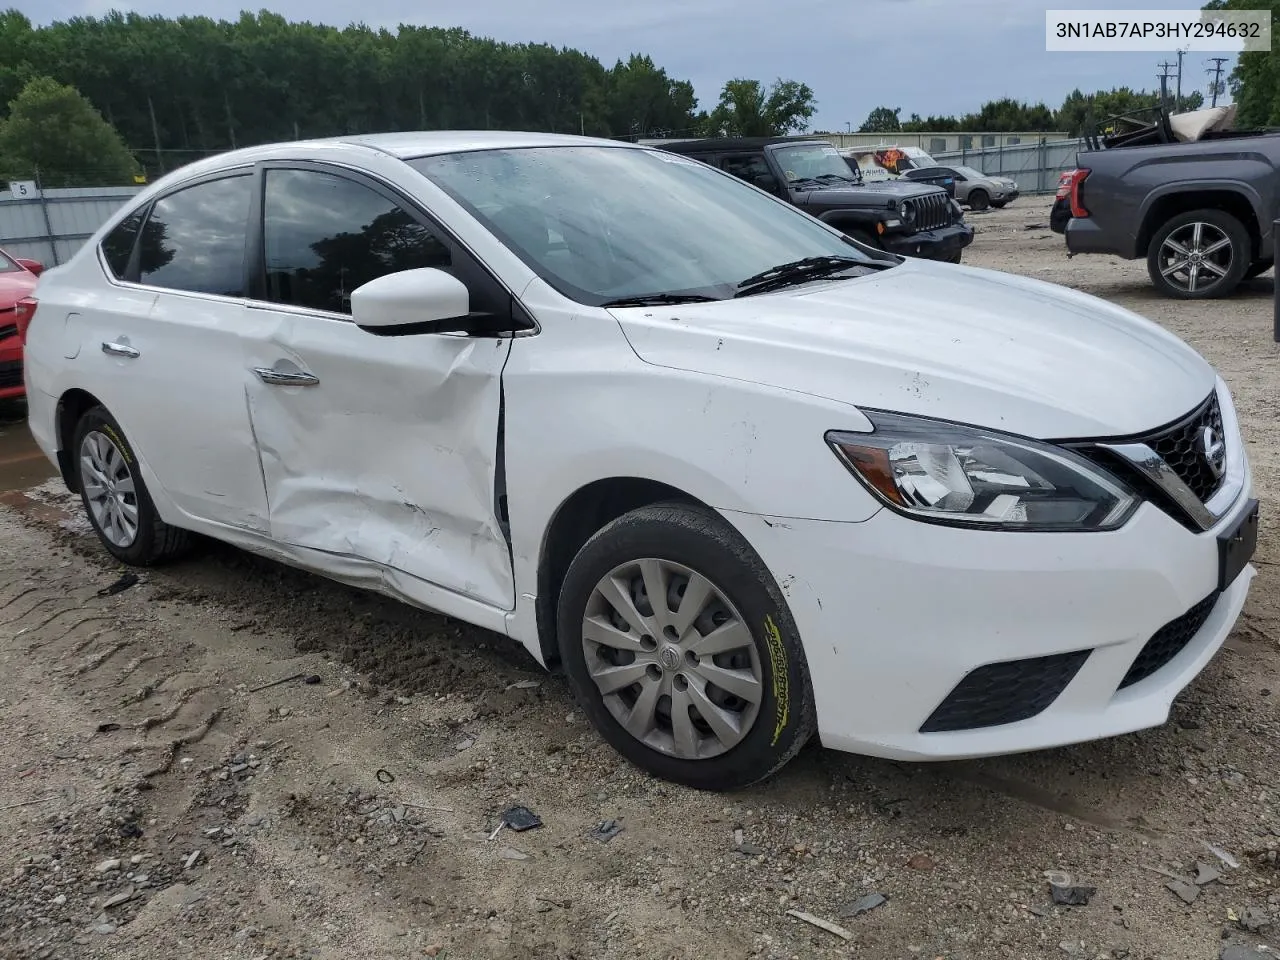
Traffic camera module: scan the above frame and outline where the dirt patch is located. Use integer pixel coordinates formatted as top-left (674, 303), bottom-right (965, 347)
top-left (3, 200), bottom-right (1280, 960)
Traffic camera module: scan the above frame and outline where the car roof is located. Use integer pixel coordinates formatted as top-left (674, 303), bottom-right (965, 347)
top-left (124, 131), bottom-right (648, 201)
top-left (314, 130), bottom-right (625, 158)
top-left (660, 136), bottom-right (832, 154)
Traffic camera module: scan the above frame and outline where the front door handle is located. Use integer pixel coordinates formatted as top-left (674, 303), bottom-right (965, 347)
top-left (101, 341), bottom-right (140, 359)
top-left (253, 366), bottom-right (319, 387)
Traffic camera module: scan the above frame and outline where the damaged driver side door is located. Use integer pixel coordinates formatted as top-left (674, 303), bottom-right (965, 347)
top-left (241, 163), bottom-right (515, 610)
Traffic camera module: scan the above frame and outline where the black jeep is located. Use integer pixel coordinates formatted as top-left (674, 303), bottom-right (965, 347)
top-left (660, 136), bottom-right (974, 263)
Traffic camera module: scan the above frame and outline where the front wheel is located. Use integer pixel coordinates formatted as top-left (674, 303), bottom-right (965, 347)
top-left (1146, 208), bottom-right (1250, 299)
top-left (556, 502), bottom-right (816, 791)
top-left (967, 189), bottom-right (990, 211)
top-left (72, 405), bottom-right (191, 565)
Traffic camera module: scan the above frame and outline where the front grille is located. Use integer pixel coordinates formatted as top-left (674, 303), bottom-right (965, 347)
top-left (920, 650), bottom-right (1091, 733)
top-left (906, 191), bottom-right (951, 231)
top-left (1142, 392), bottom-right (1225, 502)
top-left (0, 359), bottom-right (21, 389)
top-left (1118, 592), bottom-right (1219, 689)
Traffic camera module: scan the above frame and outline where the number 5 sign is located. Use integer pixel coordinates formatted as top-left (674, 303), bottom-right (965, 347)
top-left (9, 180), bottom-right (39, 199)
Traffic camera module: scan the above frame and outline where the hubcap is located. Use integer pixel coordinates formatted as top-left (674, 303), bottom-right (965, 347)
top-left (80, 430), bottom-right (139, 548)
top-left (581, 558), bottom-right (763, 760)
top-left (1159, 221), bottom-right (1234, 293)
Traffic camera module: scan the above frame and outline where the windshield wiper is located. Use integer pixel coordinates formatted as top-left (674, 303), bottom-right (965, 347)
top-left (735, 255), bottom-right (882, 297)
top-left (815, 173), bottom-right (856, 183)
top-left (600, 293), bottom-right (720, 307)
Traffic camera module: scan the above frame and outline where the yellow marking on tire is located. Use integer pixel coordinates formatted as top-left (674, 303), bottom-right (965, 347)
top-left (101, 425), bottom-right (133, 465)
top-left (764, 614), bottom-right (789, 746)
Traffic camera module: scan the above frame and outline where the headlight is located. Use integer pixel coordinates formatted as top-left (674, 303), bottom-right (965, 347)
top-left (826, 412), bottom-right (1138, 531)
top-left (897, 200), bottom-right (915, 224)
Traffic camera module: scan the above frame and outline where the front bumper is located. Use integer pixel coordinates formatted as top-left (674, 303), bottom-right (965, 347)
top-left (881, 222), bottom-right (974, 260)
top-left (0, 337), bottom-right (23, 400)
top-left (720, 454), bottom-right (1256, 762)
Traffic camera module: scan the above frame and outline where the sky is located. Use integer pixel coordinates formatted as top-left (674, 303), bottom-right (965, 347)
top-left (16, 0), bottom-right (1239, 132)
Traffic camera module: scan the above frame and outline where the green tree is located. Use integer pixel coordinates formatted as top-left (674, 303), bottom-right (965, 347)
top-left (858, 106), bottom-right (901, 133)
top-left (0, 75), bottom-right (140, 186)
top-left (707, 78), bottom-right (816, 136)
top-left (1204, 0), bottom-right (1279, 126)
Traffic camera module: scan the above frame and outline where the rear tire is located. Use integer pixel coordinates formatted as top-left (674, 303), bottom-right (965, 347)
top-left (72, 405), bottom-right (191, 566)
top-left (968, 189), bottom-right (990, 211)
top-left (556, 502), bottom-right (816, 791)
top-left (1146, 208), bottom-right (1250, 300)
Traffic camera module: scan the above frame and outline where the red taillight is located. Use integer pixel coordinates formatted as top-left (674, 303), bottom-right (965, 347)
top-left (14, 296), bottom-right (37, 344)
top-left (1067, 168), bottom-right (1090, 218)
top-left (1054, 170), bottom-right (1074, 199)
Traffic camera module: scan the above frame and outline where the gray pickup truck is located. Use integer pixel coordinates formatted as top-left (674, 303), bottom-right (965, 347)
top-left (1061, 107), bottom-right (1280, 299)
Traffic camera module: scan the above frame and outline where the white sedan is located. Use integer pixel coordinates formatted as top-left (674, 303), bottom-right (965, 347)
top-left (17, 131), bottom-right (1258, 789)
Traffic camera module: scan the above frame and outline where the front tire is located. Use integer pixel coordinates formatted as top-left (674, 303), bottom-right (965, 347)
top-left (556, 502), bottom-right (816, 791)
top-left (1146, 208), bottom-right (1250, 299)
top-left (967, 189), bottom-right (990, 211)
top-left (72, 405), bottom-right (190, 565)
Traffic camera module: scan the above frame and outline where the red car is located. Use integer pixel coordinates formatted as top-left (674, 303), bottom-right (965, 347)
top-left (0, 248), bottom-right (43, 401)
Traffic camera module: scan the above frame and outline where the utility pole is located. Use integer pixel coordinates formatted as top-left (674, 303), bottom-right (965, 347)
top-left (1157, 61), bottom-right (1175, 108)
top-left (1207, 57), bottom-right (1229, 107)
top-left (1176, 47), bottom-right (1186, 111)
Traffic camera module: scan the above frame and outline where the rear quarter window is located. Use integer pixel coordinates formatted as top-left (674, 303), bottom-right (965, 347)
top-left (101, 211), bottom-right (144, 279)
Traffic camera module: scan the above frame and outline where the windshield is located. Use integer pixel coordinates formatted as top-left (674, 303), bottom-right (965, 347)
top-left (410, 146), bottom-right (877, 305)
top-left (954, 166), bottom-right (987, 179)
top-left (0, 251), bottom-right (20, 273)
top-left (770, 142), bottom-right (856, 184)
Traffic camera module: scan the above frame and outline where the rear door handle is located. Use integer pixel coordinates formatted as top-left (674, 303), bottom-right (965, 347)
top-left (101, 341), bottom-right (140, 359)
top-left (253, 366), bottom-right (319, 387)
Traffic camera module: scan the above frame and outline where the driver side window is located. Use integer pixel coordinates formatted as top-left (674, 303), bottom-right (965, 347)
top-left (262, 168), bottom-right (451, 316)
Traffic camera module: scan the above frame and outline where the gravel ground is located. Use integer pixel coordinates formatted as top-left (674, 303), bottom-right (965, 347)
top-left (4, 199), bottom-right (1280, 960)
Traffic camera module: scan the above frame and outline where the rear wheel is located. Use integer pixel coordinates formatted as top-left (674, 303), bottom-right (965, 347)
top-left (72, 405), bottom-right (191, 565)
top-left (556, 502), bottom-right (816, 791)
top-left (967, 189), bottom-right (990, 211)
top-left (1146, 208), bottom-right (1250, 299)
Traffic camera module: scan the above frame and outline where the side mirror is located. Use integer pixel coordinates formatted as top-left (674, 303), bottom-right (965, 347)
top-left (15, 258), bottom-right (43, 276)
top-left (753, 173), bottom-right (781, 193)
top-left (350, 267), bottom-right (473, 337)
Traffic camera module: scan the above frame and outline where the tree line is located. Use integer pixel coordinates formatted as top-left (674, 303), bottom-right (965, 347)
top-left (851, 88), bottom-right (1208, 139)
top-left (1205, 0), bottom-right (1278, 127)
top-left (0, 9), bottom-right (819, 186)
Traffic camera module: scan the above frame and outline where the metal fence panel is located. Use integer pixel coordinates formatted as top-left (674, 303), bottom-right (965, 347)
top-left (0, 186), bottom-right (144, 266)
top-left (932, 139), bottom-right (1085, 195)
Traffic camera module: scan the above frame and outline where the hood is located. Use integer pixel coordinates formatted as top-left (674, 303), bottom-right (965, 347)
top-left (609, 260), bottom-right (1215, 439)
top-left (802, 181), bottom-right (941, 204)
top-left (0, 271), bottom-right (37, 308)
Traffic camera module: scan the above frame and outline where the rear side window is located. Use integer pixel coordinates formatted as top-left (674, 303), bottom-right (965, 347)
top-left (101, 211), bottom-right (143, 279)
top-left (262, 168), bottom-right (451, 316)
top-left (138, 175), bottom-right (253, 297)
top-left (721, 154), bottom-right (771, 182)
